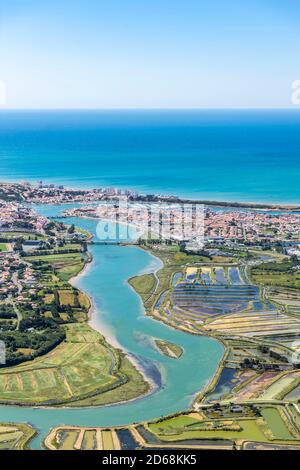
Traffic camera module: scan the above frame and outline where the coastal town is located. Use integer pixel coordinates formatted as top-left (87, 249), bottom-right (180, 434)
top-left (1, 182), bottom-right (300, 450)
top-left (63, 199), bottom-right (300, 249)
top-left (0, 181), bottom-right (139, 204)
top-left (2, 180), bottom-right (300, 209)
top-left (0, 180), bottom-right (297, 248)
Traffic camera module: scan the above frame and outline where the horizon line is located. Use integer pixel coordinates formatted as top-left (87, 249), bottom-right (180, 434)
top-left (0, 107), bottom-right (300, 112)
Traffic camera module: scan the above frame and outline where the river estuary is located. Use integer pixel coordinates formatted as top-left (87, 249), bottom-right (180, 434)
top-left (0, 205), bottom-right (224, 449)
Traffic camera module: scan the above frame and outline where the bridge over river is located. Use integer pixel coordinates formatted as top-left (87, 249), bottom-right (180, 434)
top-left (87, 240), bottom-right (138, 246)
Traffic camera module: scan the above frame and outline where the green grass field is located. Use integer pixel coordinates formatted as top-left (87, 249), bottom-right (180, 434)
top-left (128, 273), bottom-right (157, 306)
top-left (0, 231), bottom-right (44, 240)
top-left (0, 323), bottom-right (148, 406)
top-left (58, 290), bottom-right (77, 306)
top-left (66, 350), bottom-right (149, 407)
top-left (251, 260), bottom-right (300, 288)
top-left (260, 408), bottom-right (295, 440)
top-left (0, 243), bottom-right (8, 252)
top-left (146, 405), bottom-right (300, 445)
top-left (0, 423), bottom-right (36, 450)
top-left (148, 415), bottom-right (268, 442)
top-left (0, 324), bottom-right (120, 405)
top-left (56, 430), bottom-right (79, 450)
top-left (24, 252), bottom-right (85, 281)
top-left (82, 430), bottom-right (97, 450)
top-left (102, 430), bottom-right (114, 450)
top-left (49, 427), bottom-right (118, 450)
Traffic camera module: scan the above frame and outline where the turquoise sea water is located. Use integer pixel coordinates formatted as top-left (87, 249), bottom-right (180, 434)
top-left (1, 110), bottom-right (300, 203)
top-left (0, 205), bottom-right (223, 449)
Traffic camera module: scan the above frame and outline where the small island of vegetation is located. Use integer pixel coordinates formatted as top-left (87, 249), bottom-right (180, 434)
top-left (154, 339), bottom-right (183, 359)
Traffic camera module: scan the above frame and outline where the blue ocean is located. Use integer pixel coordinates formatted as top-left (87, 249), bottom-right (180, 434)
top-left (0, 109), bottom-right (300, 203)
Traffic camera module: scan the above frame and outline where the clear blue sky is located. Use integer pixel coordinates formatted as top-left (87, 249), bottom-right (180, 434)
top-left (1, 0), bottom-right (299, 109)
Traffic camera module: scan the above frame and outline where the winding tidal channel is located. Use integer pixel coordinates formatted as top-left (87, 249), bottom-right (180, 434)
top-left (0, 205), bottom-right (224, 449)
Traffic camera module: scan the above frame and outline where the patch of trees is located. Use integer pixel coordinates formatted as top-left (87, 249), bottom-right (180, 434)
top-left (240, 357), bottom-right (282, 370)
top-left (13, 238), bottom-right (24, 251)
top-left (0, 326), bottom-right (65, 366)
top-left (19, 315), bottom-right (58, 331)
top-left (24, 248), bottom-right (82, 257)
top-left (0, 190), bottom-right (22, 202)
top-left (4, 221), bottom-right (34, 230)
top-left (0, 311), bottom-right (17, 320)
top-left (68, 224), bottom-right (75, 234)
top-left (253, 258), bottom-right (299, 274)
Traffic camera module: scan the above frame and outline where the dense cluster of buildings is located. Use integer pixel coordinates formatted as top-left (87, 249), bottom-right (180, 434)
top-left (0, 181), bottom-right (140, 204)
top-left (205, 209), bottom-right (300, 244)
top-left (1, 181), bottom-right (300, 250)
top-left (63, 202), bottom-right (300, 247)
top-left (0, 254), bottom-right (37, 299)
top-left (0, 201), bottom-right (48, 233)
top-left (64, 202), bottom-right (205, 244)
top-left (0, 201), bottom-right (47, 303)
